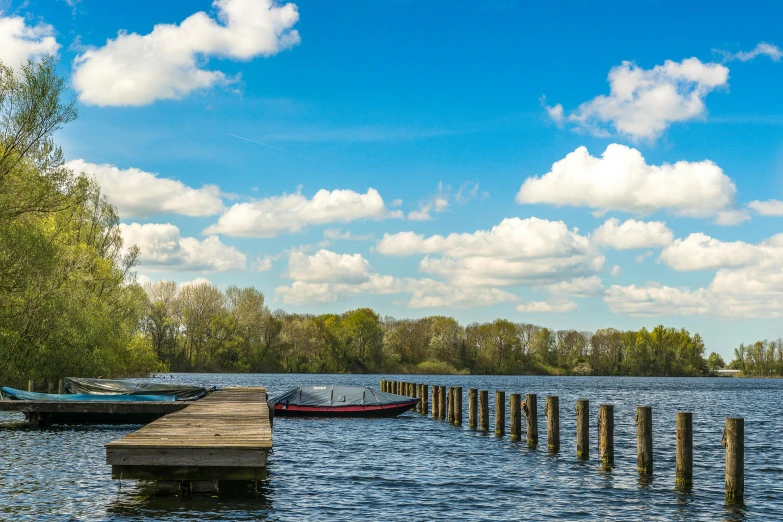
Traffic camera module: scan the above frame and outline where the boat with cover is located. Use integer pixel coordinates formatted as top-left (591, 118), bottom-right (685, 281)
top-left (1, 387), bottom-right (176, 402)
top-left (63, 377), bottom-right (212, 401)
top-left (270, 385), bottom-right (419, 417)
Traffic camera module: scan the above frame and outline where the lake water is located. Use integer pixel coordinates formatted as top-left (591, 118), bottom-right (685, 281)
top-left (1, 374), bottom-right (781, 521)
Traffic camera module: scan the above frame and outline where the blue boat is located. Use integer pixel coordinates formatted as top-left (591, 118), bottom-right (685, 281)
top-left (1, 387), bottom-right (176, 402)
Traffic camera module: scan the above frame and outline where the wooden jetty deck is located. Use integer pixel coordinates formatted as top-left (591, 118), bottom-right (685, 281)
top-left (0, 398), bottom-right (187, 425)
top-left (106, 387), bottom-right (272, 483)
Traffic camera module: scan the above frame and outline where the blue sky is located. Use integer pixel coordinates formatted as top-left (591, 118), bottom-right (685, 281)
top-left (3, 0), bottom-right (783, 358)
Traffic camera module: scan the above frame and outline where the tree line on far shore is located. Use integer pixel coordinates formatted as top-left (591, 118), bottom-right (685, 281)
top-left (2, 58), bottom-right (781, 388)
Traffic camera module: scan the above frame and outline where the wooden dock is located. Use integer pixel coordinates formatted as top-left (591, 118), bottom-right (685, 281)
top-left (0, 398), bottom-right (187, 425)
top-left (106, 387), bottom-right (272, 483)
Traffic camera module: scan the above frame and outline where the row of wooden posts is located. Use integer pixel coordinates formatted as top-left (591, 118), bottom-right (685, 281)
top-left (27, 380), bottom-right (66, 394)
top-left (380, 380), bottom-right (744, 502)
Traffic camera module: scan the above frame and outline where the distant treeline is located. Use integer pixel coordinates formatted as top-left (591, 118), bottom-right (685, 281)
top-left (141, 279), bottom-right (712, 377)
top-left (729, 340), bottom-right (783, 377)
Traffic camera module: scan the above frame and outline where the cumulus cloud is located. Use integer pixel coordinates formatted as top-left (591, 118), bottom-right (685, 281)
top-left (517, 144), bottom-right (740, 222)
top-left (716, 42), bottom-right (782, 62)
top-left (610, 265), bottom-right (622, 276)
top-left (604, 283), bottom-right (708, 316)
top-left (67, 159), bottom-right (224, 218)
top-left (205, 188), bottom-right (402, 237)
top-left (748, 199), bottom-right (783, 216)
top-left (543, 57), bottom-right (729, 140)
top-left (287, 249), bottom-right (373, 284)
top-left (72, 0), bottom-right (300, 106)
top-left (592, 218), bottom-right (673, 249)
top-left (408, 182), bottom-right (450, 221)
top-left (547, 276), bottom-right (604, 297)
top-left (377, 217), bottom-right (604, 287)
top-left (659, 233), bottom-right (762, 271)
top-left (323, 229), bottom-right (374, 241)
top-left (517, 300), bottom-right (577, 313)
top-left (0, 14), bottom-right (59, 69)
top-left (120, 222), bottom-right (246, 271)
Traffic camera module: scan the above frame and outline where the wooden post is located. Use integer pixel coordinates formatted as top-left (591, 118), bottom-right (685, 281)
top-left (636, 406), bottom-right (653, 475)
top-left (598, 404), bottom-right (614, 466)
top-left (27, 380), bottom-right (34, 392)
top-left (723, 417), bottom-right (744, 502)
top-left (525, 393), bottom-right (538, 446)
top-left (48, 381), bottom-right (54, 394)
top-left (414, 383), bottom-right (420, 412)
top-left (468, 388), bottom-right (478, 429)
top-left (576, 399), bottom-right (589, 460)
top-left (447, 387), bottom-right (455, 423)
top-left (409, 382), bottom-right (414, 397)
top-left (509, 393), bottom-right (522, 441)
top-left (454, 387), bottom-right (462, 427)
top-left (438, 386), bottom-right (447, 420)
top-left (431, 385), bottom-right (438, 418)
top-left (58, 379), bottom-right (65, 394)
top-left (675, 412), bottom-right (693, 487)
top-left (479, 390), bottom-right (489, 431)
top-left (546, 396), bottom-right (560, 452)
top-left (421, 384), bottom-right (428, 415)
top-left (495, 391), bottom-right (505, 437)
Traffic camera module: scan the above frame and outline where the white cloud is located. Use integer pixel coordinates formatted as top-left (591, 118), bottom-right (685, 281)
top-left (716, 42), bottom-right (782, 62)
top-left (592, 218), bottom-right (673, 249)
top-left (287, 249), bottom-right (373, 284)
top-left (544, 57), bottom-right (729, 140)
top-left (709, 258), bottom-right (783, 318)
top-left (659, 233), bottom-right (762, 271)
top-left (517, 144), bottom-right (739, 222)
top-left (408, 182), bottom-right (450, 221)
top-left (516, 300), bottom-right (577, 313)
top-left (635, 252), bottom-right (653, 263)
top-left (610, 265), bottom-right (622, 276)
top-left (604, 283), bottom-right (708, 316)
top-left (72, 0), bottom-right (300, 106)
top-left (405, 279), bottom-right (517, 309)
top-left (67, 159), bottom-right (224, 217)
top-left (120, 222), bottom-right (246, 272)
top-left (254, 256), bottom-right (274, 271)
top-left (547, 276), bottom-right (603, 297)
top-left (323, 229), bottom-right (374, 241)
top-left (205, 188), bottom-right (402, 237)
top-left (377, 217), bottom-right (604, 287)
top-left (749, 199), bottom-right (783, 216)
top-left (714, 209), bottom-right (751, 226)
top-left (0, 14), bottom-right (59, 69)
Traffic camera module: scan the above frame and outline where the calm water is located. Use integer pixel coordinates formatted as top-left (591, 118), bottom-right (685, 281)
top-left (1, 374), bottom-right (781, 521)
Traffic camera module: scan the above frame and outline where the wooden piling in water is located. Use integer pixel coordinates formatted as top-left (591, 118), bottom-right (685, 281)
top-left (546, 396), bottom-right (560, 452)
top-left (447, 387), bottom-right (454, 423)
top-left (27, 380), bottom-right (34, 392)
top-left (421, 384), bottom-right (428, 415)
top-left (438, 386), bottom-right (447, 420)
top-left (598, 404), bottom-right (614, 466)
top-left (675, 412), bottom-right (693, 487)
top-left (454, 387), bottom-right (462, 427)
top-left (525, 393), bottom-right (538, 446)
top-left (509, 393), bottom-right (521, 441)
top-left (723, 417), bottom-right (744, 502)
top-left (409, 382), bottom-right (415, 397)
top-left (479, 390), bottom-right (489, 431)
top-left (414, 383), bottom-right (420, 412)
top-left (468, 388), bottom-right (478, 429)
top-left (495, 391), bottom-right (505, 437)
top-left (576, 399), bottom-right (589, 460)
top-left (431, 385), bottom-right (438, 417)
top-left (58, 379), bottom-right (65, 395)
top-left (636, 406), bottom-right (653, 475)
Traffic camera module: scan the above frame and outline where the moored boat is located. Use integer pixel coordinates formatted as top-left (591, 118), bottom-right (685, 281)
top-left (63, 377), bottom-right (212, 401)
top-left (270, 385), bottom-right (419, 418)
top-left (1, 387), bottom-right (176, 402)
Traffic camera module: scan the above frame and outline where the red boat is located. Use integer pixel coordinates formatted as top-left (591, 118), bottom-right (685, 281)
top-left (270, 385), bottom-right (419, 418)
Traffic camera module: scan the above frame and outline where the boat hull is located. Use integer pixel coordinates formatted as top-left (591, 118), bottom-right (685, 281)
top-left (273, 400), bottom-right (418, 418)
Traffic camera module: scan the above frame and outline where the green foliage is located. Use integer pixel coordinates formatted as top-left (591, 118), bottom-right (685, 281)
top-left (730, 339), bottom-right (783, 376)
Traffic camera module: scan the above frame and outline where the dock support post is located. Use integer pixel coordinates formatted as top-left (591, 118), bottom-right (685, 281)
top-left (409, 382), bottom-right (414, 397)
top-left (525, 393), bottom-right (538, 446)
top-left (495, 391), bottom-right (505, 437)
top-left (676, 412), bottom-right (693, 487)
top-left (27, 380), bottom-right (34, 392)
top-left (414, 383), bottom-right (420, 412)
top-left (58, 379), bottom-right (65, 394)
top-left (509, 393), bottom-right (521, 441)
top-left (479, 390), bottom-right (489, 431)
top-left (431, 385), bottom-right (438, 418)
top-left (447, 387), bottom-right (454, 423)
top-left (636, 406), bottom-right (653, 475)
top-left (598, 404), bottom-right (614, 466)
top-left (576, 399), bottom-right (589, 460)
top-left (454, 387), bottom-right (462, 427)
top-left (438, 386), bottom-right (447, 420)
top-left (723, 417), bottom-right (744, 502)
top-left (546, 396), bottom-right (560, 452)
top-left (421, 384), bottom-right (428, 415)
top-left (468, 388), bottom-right (478, 429)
